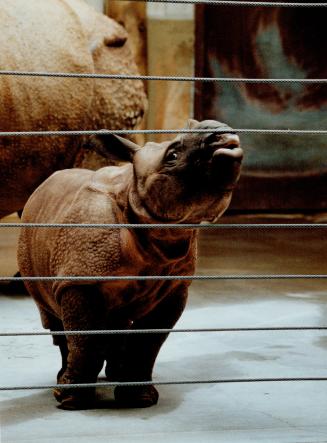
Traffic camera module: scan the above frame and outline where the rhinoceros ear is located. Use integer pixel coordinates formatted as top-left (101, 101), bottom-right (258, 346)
top-left (87, 132), bottom-right (141, 162)
top-left (187, 119), bottom-right (200, 129)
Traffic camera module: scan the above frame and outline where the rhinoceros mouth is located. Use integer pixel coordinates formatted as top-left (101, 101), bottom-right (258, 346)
top-left (212, 146), bottom-right (243, 162)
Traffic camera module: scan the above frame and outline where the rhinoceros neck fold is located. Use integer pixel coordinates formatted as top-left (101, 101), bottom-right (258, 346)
top-left (127, 186), bottom-right (164, 225)
top-left (127, 185), bottom-right (197, 244)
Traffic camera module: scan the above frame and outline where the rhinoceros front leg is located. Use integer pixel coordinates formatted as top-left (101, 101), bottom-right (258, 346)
top-left (111, 286), bottom-right (188, 408)
top-left (55, 286), bottom-right (106, 410)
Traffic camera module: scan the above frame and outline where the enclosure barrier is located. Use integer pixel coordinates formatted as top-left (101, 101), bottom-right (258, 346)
top-left (1, 221), bottom-right (327, 390)
top-left (1, 223), bottom-right (327, 228)
top-left (2, 378), bottom-right (327, 392)
top-left (1, 275), bottom-right (327, 282)
top-left (1, 71), bottom-right (327, 81)
top-left (0, 129), bottom-right (327, 136)
top-left (1, 326), bottom-right (327, 337)
top-left (0, 0), bottom-right (326, 394)
top-left (127, 0), bottom-right (327, 7)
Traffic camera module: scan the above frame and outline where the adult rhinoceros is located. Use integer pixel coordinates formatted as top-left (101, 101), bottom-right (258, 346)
top-left (0, 0), bottom-right (146, 219)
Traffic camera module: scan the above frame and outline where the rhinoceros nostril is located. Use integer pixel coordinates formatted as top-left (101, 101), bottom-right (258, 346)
top-left (211, 134), bottom-right (240, 148)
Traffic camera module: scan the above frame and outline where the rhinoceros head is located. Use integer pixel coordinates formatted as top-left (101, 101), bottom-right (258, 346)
top-left (90, 119), bottom-right (243, 223)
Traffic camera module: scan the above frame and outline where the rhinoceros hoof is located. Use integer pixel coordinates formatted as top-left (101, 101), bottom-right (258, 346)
top-left (54, 387), bottom-right (96, 410)
top-left (114, 384), bottom-right (159, 408)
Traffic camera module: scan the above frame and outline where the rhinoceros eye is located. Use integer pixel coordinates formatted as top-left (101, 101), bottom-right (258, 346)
top-left (165, 150), bottom-right (178, 163)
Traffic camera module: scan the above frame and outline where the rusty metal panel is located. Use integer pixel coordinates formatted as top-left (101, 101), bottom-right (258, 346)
top-left (195, 4), bottom-right (327, 210)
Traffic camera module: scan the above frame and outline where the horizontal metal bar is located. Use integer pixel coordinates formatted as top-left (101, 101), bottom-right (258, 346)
top-left (0, 71), bottom-right (326, 81)
top-left (1, 223), bottom-right (327, 229)
top-left (127, 0), bottom-right (327, 7)
top-left (0, 129), bottom-right (326, 137)
top-left (1, 275), bottom-right (327, 282)
top-left (1, 377), bottom-right (327, 391)
top-left (1, 326), bottom-right (326, 337)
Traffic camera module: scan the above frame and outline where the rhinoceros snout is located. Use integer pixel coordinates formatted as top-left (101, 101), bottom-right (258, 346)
top-left (212, 133), bottom-right (243, 164)
top-left (210, 133), bottom-right (243, 187)
top-left (210, 133), bottom-right (243, 162)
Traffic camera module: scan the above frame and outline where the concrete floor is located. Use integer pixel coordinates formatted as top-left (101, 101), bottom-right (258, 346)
top-left (1, 213), bottom-right (327, 443)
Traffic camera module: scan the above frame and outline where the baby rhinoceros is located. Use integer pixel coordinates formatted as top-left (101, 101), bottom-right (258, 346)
top-left (18, 119), bottom-right (243, 410)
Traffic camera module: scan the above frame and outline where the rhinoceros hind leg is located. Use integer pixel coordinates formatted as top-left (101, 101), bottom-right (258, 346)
top-left (0, 272), bottom-right (29, 295)
top-left (2, 208), bottom-right (28, 295)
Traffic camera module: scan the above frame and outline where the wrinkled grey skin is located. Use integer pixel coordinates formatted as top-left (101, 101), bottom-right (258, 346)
top-left (18, 119), bottom-right (243, 410)
top-left (0, 0), bottom-right (146, 220)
